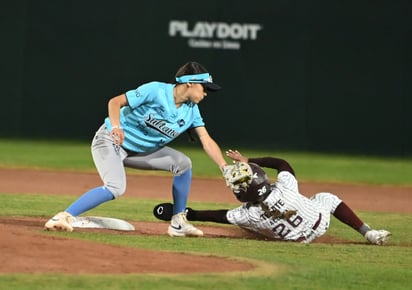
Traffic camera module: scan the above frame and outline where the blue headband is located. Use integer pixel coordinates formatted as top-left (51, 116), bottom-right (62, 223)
top-left (175, 73), bottom-right (213, 84)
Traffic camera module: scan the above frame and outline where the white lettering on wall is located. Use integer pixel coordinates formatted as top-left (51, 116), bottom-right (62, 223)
top-left (169, 20), bottom-right (263, 50)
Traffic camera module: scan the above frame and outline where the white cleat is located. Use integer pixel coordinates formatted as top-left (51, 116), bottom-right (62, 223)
top-left (168, 212), bottom-right (203, 237)
top-left (44, 211), bottom-right (75, 232)
top-left (365, 229), bottom-right (392, 245)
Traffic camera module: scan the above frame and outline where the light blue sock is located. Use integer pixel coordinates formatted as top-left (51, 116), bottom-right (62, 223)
top-left (172, 169), bottom-right (192, 215)
top-left (66, 186), bottom-right (114, 216)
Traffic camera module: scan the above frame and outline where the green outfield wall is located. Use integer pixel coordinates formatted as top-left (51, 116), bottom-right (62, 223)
top-left (1, 1), bottom-right (411, 156)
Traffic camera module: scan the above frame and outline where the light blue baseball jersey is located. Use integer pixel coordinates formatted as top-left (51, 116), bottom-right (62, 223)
top-left (104, 81), bottom-right (205, 153)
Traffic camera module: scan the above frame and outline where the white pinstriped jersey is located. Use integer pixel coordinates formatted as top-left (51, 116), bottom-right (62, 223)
top-left (226, 171), bottom-right (342, 242)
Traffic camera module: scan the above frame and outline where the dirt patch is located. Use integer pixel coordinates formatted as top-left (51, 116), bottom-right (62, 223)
top-left (0, 168), bottom-right (411, 274)
top-left (0, 217), bottom-right (255, 274)
top-left (1, 168), bottom-right (410, 214)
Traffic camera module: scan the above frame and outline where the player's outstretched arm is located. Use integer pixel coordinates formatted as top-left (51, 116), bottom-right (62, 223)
top-left (226, 149), bottom-right (295, 176)
top-left (248, 157), bottom-right (295, 176)
top-left (226, 149), bottom-right (248, 162)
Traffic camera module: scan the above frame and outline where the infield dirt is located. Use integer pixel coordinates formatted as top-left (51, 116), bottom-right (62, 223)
top-left (0, 168), bottom-right (410, 274)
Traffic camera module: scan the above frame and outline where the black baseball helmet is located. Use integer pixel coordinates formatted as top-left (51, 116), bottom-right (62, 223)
top-left (231, 163), bottom-right (271, 203)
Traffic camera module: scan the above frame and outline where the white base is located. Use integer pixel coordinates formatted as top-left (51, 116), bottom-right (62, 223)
top-left (71, 216), bottom-right (135, 231)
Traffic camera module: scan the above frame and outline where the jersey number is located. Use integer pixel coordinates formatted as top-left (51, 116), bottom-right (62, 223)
top-left (271, 215), bottom-right (303, 239)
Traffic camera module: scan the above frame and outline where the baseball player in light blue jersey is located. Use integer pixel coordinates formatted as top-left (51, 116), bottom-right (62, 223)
top-left (154, 150), bottom-right (392, 245)
top-left (45, 61), bottom-right (228, 237)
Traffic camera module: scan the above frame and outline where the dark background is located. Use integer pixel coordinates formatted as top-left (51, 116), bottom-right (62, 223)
top-left (1, 0), bottom-right (411, 156)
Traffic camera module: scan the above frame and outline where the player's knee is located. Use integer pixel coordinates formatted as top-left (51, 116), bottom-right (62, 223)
top-left (105, 182), bottom-right (126, 198)
top-left (312, 192), bottom-right (342, 213)
top-left (171, 154), bottom-right (192, 175)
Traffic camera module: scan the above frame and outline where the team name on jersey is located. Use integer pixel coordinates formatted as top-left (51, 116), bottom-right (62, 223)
top-left (145, 114), bottom-right (179, 138)
top-left (262, 199), bottom-right (297, 221)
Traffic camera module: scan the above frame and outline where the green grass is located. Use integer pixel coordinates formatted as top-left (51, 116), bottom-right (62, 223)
top-left (0, 139), bottom-right (94, 171)
top-left (0, 139), bottom-right (411, 290)
top-left (1, 138), bottom-right (412, 185)
top-left (0, 193), bottom-right (411, 290)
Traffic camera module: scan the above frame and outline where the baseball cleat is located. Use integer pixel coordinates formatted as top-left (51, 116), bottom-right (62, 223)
top-left (168, 212), bottom-right (203, 237)
top-left (364, 229), bottom-right (392, 245)
top-left (44, 211), bottom-right (75, 232)
top-left (153, 203), bottom-right (174, 221)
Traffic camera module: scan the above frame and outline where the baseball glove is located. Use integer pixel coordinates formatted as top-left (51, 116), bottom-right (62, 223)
top-left (224, 162), bottom-right (271, 203)
top-left (223, 161), bottom-right (253, 191)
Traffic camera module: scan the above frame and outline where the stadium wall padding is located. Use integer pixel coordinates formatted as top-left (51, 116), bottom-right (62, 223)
top-left (1, 1), bottom-right (410, 156)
